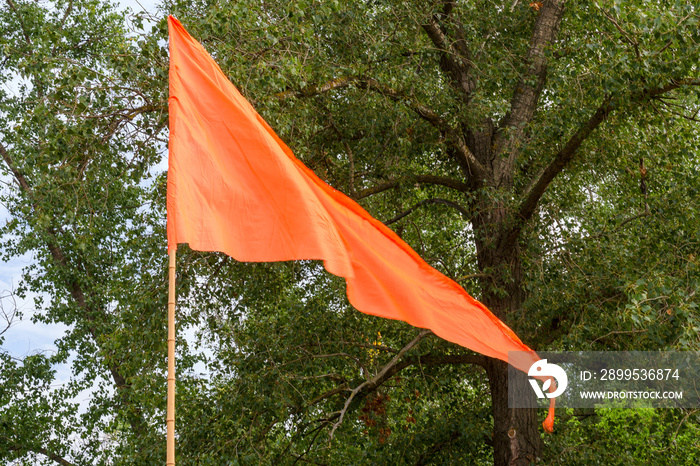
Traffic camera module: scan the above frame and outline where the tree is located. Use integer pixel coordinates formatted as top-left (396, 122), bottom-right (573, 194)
top-left (1, 0), bottom-right (699, 465)
top-left (1, 0), bottom-right (172, 463)
top-left (163, 0), bottom-right (699, 464)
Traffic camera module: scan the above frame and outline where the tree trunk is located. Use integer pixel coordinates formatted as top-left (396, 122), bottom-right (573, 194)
top-left (480, 244), bottom-right (543, 466)
top-left (486, 358), bottom-right (542, 466)
top-left (473, 197), bottom-right (542, 465)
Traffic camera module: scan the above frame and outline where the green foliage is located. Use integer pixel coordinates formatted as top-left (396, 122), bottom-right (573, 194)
top-left (1, 0), bottom-right (699, 465)
top-left (544, 408), bottom-right (700, 465)
top-left (0, 0), bottom-right (172, 463)
top-left (522, 110), bottom-right (700, 351)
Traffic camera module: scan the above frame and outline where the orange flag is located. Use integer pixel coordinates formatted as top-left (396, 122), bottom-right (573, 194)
top-left (167, 16), bottom-right (554, 432)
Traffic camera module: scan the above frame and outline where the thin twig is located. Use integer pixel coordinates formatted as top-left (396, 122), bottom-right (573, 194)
top-left (384, 198), bottom-right (471, 225)
top-left (590, 329), bottom-right (647, 345)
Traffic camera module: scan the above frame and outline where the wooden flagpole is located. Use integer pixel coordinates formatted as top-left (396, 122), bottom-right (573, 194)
top-left (167, 247), bottom-right (177, 465)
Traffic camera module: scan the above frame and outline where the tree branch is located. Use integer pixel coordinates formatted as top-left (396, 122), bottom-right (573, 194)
top-left (278, 76), bottom-right (487, 183)
top-left (5, 0), bottom-right (33, 47)
top-left (384, 198), bottom-right (471, 226)
top-left (421, 7), bottom-right (476, 103)
top-left (276, 77), bottom-right (356, 99)
top-left (325, 329), bottom-right (489, 438)
top-left (290, 348), bottom-right (486, 459)
top-left (306, 385), bottom-right (349, 408)
top-left (355, 80), bottom-right (486, 180)
top-left (0, 141), bottom-right (32, 193)
top-left (59, 0), bottom-right (73, 29)
top-left (597, 5), bottom-right (640, 58)
top-left (415, 430), bottom-right (462, 466)
top-left (0, 141), bottom-right (147, 437)
top-left (503, 77), bottom-right (700, 246)
top-left (0, 289), bottom-right (19, 336)
top-left (7, 441), bottom-right (75, 466)
top-left (517, 96), bottom-right (613, 225)
top-left (307, 351), bottom-right (488, 414)
top-left (541, 208), bottom-right (651, 256)
top-left (590, 329), bottom-right (647, 346)
top-left (515, 76), bottom-right (700, 231)
top-left (494, 0), bottom-right (565, 152)
top-left (354, 174), bottom-right (469, 200)
top-left (328, 329), bottom-right (433, 438)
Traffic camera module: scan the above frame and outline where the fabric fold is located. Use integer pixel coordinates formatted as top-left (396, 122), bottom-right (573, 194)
top-left (167, 15), bottom-right (555, 432)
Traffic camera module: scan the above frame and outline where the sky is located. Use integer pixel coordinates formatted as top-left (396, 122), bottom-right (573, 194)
top-left (120, 0), bottom-right (161, 16)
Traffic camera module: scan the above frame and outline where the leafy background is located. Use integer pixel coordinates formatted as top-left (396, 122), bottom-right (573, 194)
top-left (1, 0), bottom-right (699, 464)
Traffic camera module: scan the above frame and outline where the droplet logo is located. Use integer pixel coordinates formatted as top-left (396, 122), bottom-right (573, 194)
top-left (528, 359), bottom-right (568, 399)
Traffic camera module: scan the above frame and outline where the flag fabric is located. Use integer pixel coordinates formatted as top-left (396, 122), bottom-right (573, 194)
top-left (167, 16), bottom-right (554, 432)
